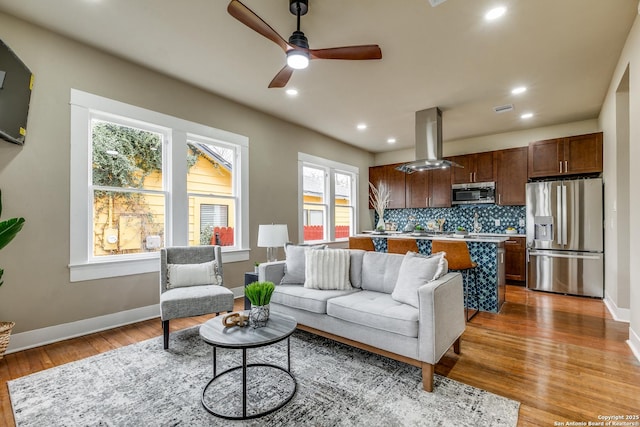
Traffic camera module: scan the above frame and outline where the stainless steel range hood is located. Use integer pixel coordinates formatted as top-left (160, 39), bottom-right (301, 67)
top-left (396, 107), bottom-right (461, 173)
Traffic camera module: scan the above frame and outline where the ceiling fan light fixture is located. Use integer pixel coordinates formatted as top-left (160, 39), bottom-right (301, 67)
top-left (287, 50), bottom-right (310, 69)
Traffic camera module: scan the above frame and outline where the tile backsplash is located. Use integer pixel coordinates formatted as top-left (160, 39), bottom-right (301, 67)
top-left (378, 204), bottom-right (526, 234)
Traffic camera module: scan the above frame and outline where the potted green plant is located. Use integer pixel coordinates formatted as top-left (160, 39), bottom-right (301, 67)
top-left (0, 190), bottom-right (26, 359)
top-left (254, 261), bottom-right (260, 274)
top-left (244, 281), bottom-right (275, 328)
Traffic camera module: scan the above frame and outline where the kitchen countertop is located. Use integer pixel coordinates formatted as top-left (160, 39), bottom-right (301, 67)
top-left (359, 231), bottom-right (513, 243)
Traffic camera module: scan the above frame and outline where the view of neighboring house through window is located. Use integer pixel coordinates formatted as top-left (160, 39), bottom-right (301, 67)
top-left (302, 165), bottom-right (327, 241)
top-left (334, 172), bottom-right (354, 239)
top-left (70, 89), bottom-right (249, 281)
top-left (187, 137), bottom-right (237, 248)
top-left (300, 153), bottom-right (358, 243)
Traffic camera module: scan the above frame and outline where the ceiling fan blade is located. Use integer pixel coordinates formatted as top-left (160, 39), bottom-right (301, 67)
top-left (309, 45), bottom-right (382, 61)
top-left (268, 66), bottom-right (295, 88)
top-left (227, 0), bottom-right (290, 52)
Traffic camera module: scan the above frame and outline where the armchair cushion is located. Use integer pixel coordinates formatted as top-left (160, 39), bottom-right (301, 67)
top-left (166, 260), bottom-right (221, 289)
top-left (160, 284), bottom-right (233, 320)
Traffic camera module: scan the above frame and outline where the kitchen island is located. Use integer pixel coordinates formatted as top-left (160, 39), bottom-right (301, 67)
top-left (358, 232), bottom-right (509, 313)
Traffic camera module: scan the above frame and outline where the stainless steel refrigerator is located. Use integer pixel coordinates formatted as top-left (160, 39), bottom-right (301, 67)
top-left (525, 178), bottom-right (604, 298)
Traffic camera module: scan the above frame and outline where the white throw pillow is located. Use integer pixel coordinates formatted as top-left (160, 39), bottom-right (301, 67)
top-left (167, 260), bottom-right (221, 289)
top-left (391, 252), bottom-right (448, 308)
top-left (280, 243), bottom-right (327, 285)
top-left (304, 248), bottom-right (352, 290)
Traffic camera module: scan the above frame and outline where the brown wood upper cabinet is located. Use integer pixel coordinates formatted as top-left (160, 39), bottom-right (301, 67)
top-left (405, 167), bottom-right (452, 208)
top-left (496, 147), bottom-right (527, 206)
top-left (449, 151), bottom-right (496, 184)
top-left (369, 163), bottom-right (406, 209)
top-left (528, 132), bottom-right (603, 178)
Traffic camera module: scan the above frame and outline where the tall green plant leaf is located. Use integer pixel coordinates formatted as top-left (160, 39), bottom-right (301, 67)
top-left (0, 190), bottom-right (26, 287)
top-left (0, 217), bottom-right (25, 251)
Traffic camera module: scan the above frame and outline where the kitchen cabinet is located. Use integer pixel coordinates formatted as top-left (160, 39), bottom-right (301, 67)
top-left (369, 163), bottom-right (406, 209)
top-left (496, 147), bottom-right (527, 206)
top-left (504, 236), bottom-right (526, 281)
top-left (405, 167), bottom-right (452, 208)
top-left (449, 151), bottom-right (496, 184)
top-left (527, 132), bottom-right (603, 178)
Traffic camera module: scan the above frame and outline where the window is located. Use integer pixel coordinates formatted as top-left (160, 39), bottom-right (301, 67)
top-left (70, 89), bottom-right (249, 281)
top-left (298, 153), bottom-right (358, 243)
top-left (90, 118), bottom-right (167, 258)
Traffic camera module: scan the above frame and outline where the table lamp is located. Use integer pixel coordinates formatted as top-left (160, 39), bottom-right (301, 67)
top-left (257, 224), bottom-right (289, 262)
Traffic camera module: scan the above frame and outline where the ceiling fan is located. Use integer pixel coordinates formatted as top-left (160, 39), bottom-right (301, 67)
top-left (227, 0), bottom-right (382, 88)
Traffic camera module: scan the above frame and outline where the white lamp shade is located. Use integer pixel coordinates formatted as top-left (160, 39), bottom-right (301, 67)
top-left (257, 224), bottom-right (289, 247)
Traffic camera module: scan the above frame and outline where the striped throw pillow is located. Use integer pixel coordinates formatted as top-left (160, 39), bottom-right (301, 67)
top-left (304, 249), bottom-right (352, 290)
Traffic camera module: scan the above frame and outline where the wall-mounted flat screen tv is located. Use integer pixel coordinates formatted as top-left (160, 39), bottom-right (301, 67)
top-left (0, 39), bottom-right (33, 145)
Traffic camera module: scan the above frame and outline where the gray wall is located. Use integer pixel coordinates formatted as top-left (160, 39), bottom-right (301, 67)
top-left (0, 13), bottom-right (374, 334)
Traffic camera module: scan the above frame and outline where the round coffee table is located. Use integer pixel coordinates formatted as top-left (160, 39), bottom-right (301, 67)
top-left (199, 311), bottom-right (297, 420)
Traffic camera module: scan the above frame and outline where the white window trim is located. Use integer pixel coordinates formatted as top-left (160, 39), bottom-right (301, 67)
top-left (298, 152), bottom-right (359, 244)
top-left (69, 89), bottom-right (249, 282)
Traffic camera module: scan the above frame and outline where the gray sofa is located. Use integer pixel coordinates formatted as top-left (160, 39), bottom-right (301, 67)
top-left (259, 248), bottom-right (466, 392)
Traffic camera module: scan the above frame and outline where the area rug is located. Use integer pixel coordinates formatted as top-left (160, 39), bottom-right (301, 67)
top-left (8, 327), bottom-right (519, 426)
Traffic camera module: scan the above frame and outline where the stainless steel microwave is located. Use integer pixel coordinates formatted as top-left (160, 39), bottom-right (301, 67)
top-left (452, 182), bottom-right (495, 205)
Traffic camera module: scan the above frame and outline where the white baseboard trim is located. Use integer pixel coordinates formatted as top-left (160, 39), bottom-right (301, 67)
top-left (5, 287), bottom-right (245, 355)
top-left (603, 292), bottom-right (631, 322)
top-left (628, 327), bottom-right (640, 363)
top-left (5, 304), bottom-right (161, 355)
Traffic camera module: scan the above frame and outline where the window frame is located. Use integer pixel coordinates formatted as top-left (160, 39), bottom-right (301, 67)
top-left (69, 89), bottom-right (249, 282)
top-left (298, 153), bottom-right (358, 243)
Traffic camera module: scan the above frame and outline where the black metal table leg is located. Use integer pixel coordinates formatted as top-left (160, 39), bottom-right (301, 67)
top-left (213, 346), bottom-right (217, 377)
top-left (242, 348), bottom-right (247, 419)
top-left (287, 337), bottom-right (291, 372)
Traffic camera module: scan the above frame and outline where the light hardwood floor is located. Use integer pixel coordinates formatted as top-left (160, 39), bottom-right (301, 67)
top-left (1, 285), bottom-right (639, 426)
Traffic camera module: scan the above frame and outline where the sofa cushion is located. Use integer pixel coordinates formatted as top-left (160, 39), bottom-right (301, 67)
top-left (391, 252), bottom-right (448, 308)
top-left (349, 250), bottom-right (365, 289)
top-left (271, 285), bottom-right (360, 314)
top-left (280, 243), bottom-right (327, 285)
top-left (326, 290), bottom-right (419, 338)
top-left (304, 249), bottom-right (352, 290)
top-left (361, 251), bottom-right (405, 294)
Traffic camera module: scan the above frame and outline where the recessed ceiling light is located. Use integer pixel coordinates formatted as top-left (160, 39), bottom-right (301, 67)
top-left (521, 112), bottom-right (534, 119)
top-left (485, 6), bottom-right (506, 20)
top-left (357, 123), bottom-right (367, 130)
top-left (286, 88), bottom-right (298, 96)
top-left (387, 138), bottom-right (397, 144)
top-left (511, 86), bottom-right (527, 95)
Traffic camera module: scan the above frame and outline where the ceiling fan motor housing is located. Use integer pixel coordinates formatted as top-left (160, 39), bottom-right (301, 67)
top-left (289, 30), bottom-right (309, 49)
top-left (290, 0), bottom-right (309, 16)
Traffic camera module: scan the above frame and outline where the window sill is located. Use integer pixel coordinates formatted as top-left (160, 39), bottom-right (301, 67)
top-left (69, 248), bottom-right (250, 282)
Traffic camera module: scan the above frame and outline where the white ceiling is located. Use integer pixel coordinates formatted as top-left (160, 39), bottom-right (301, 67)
top-left (0, 0), bottom-right (637, 153)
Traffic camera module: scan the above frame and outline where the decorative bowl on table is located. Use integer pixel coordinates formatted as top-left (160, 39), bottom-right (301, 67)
top-left (505, 228), bottom-right (517, 234)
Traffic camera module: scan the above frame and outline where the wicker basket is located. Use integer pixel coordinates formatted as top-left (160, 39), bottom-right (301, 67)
top-left (0, 321), bottom-right (15, 360)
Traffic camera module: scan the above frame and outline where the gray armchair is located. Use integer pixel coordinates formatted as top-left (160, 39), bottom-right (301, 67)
top-left (160, 245), bottom-right (234, 349)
